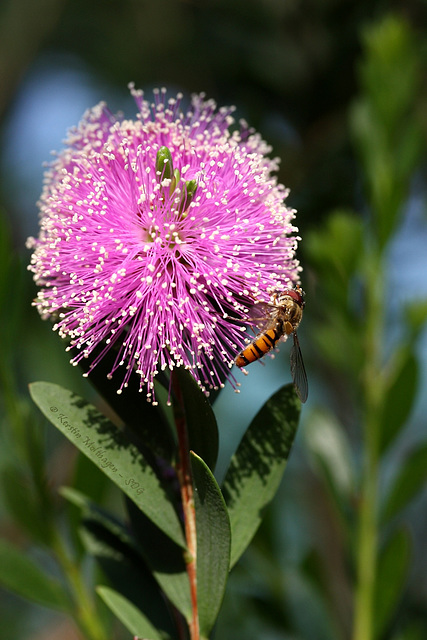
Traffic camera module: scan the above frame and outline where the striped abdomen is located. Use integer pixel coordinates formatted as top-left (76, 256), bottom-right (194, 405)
top-left (235, 326), bottom-right (281, 367)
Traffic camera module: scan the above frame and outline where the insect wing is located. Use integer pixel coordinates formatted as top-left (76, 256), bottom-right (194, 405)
top-left (290, 332), bottom-right (308, 403)
top-left (247, 302), bottom-right (276, 332)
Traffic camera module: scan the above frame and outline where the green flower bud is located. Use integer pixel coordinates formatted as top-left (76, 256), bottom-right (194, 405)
top-left (156, 146), bottom-right (173, 181)
top-left (169, 168), bottom-right (181, 196)
top-left (179, 179), bottom-right (198, 214)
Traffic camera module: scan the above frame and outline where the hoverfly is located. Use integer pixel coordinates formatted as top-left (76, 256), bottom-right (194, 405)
top-left (235, 285), bottom-right (308, 403)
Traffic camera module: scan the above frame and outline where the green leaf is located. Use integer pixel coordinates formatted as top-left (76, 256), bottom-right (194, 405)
top-left (126, 497), bottom-right (192, 623)
top-left (97, 586), bottom-right (163, 640)
top-left (222, 384), bottom-right (301, 568)
top-left (29, 381), bottom-right (185, 548)
top-left (374, 528), bottom-right (411, 638)
top-left (381, 442), bottom-right (427, 523)
top-left (173, 368), bottom-right (219, 471)
top-left (62, 487), bottom-right (177, 637)
top-left (0, 538), bottom-right (70, 611)
top-left (191, 452), bottom-right (231, 637)
top-left (78, 345), bottom-right (175, 461)
top-left (304, 409), bottom-right (354, 499)
top-left (61, 486), bottom-right (136, 550)
top-left (379, 349), bottom-right (419, 453)
top-left (303, 409), bottom-right (355, 532)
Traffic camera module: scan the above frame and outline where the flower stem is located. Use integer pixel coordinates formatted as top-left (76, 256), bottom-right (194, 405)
top-left (353, 252), bottom-right (384, 640)
top-left (171, 372), bottom-right (200, 640)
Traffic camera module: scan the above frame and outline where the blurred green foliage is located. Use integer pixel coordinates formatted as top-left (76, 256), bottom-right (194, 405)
top-left (1, 1), bottom-right (427, 639)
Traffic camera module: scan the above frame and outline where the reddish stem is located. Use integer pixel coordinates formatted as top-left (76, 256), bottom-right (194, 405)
top-left (172, 372), bottom-right (199, 640)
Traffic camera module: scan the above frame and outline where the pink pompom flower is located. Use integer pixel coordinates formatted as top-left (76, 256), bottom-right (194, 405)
top-left (28, 86), bottom-right (301, 402)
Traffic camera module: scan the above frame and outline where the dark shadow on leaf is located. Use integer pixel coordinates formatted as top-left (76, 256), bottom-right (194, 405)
top-left (126, 497), bottom-right (187, 575)
top-left (171, 368), bottom-right (219, 472)
top-left (221, 384), bottom-right (300, 502)
top-left (76, 343), bottom-right (176, 462)
top-left (66, 391), bottom-right (182, 518)
top-left (68, 391), bottom-right (135, 453)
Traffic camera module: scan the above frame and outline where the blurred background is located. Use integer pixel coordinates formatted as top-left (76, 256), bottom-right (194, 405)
top-left (1, 0), bottom-right (427, 639)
